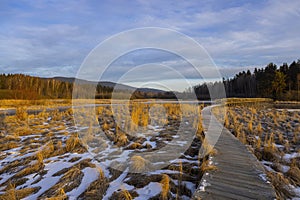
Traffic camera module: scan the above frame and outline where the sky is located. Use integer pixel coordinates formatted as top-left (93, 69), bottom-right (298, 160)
top-left (0, 0), bottom-right (300, 91)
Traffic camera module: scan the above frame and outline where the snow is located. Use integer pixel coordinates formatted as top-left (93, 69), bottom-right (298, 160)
top-left (281, 165), bottom-right (290, 173)
top-left (198, 179), bottom-right (210, 192)
top-left (0, 104), bottom-right (203, 199)
top-left (142, 136), bottom-right (157, 148)
top-left (23, 154), bottom-right (91, 199)
top-left (183, 181), bottom-right (196, 192)
top-left (291, 185), bottom-right (300, 199)
top-left (102, 169), bottom-right (129, 200)
top-left (283, 152), bottom-right (300, 161)
top-left (135, 182), bottom-right (162, 200)
top-left (259, 173), bottom-right (270, 183)
top-left (66, 167), bottom-right (99, 199)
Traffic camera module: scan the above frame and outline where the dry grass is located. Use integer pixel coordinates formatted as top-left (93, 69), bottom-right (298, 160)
top-left (115, 131), bottom-right (129, 147)
top-left (257, 122), bottom-right (262, 136)
top-left (40, 140), bottom-right (55, 158)
top-left (267, 171), bottom-right (294, 199)
top-left (45, 189), bottom-right (67, 200)
top-left (15, 107), bottom-right (28, 121)
top-left (14, 126), bottom-right (32, 136)
top-left (200, 156), bottom-right (217, 172)
top-left (43, 167), bottom-right (83, 197)
top-left (119, 189), bottom-right (133, 200)
top-left (0, 99), bottom-right (71, 109)
top-left (0, 141), bottom-right (18, 151)
top-left (287, 165), bottom-right (300, 186)
top-left (0, 101), bottom-right (205, 199)
top-left (248, 118), bottom-right (253, 133)
top-left (65, 133), bottom-right (80, 152)
top-left (15, 161), bottom-right (44, 178)
top-left (130, 155), bottom-right (150, 173)
top-left (127, 142), bottom-right (142, 149)
top-left (36, 151), bottom-right (44, 164)
top-left (102, 121), bottom-right (110, 131)
top-left (160, 174), bottom-right (170, 200)
top-left (0, 185), bottom-right (39, 200)
top-left (79, 166), bottom-right (109, 200)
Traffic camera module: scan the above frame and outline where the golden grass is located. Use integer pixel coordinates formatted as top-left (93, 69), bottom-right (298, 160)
top-left (238, 131), bottom-right (247, 144)
top-left (14, 126), bottom-right (32, 136)
top-left (248, 118), bottom-right (253, 133)
top-left (200, 156), bottom-right (218, 172)
top-left (40, 140), bottom-right (55, 158)
top-left (287, 165), bottom-right (300, 186)
top-left (120, 189), bottom-right (133, 200)
top-left (79, 167), bottom-right (108, 199)
top-left (45, 188), bottom-right (67, 200)
top-left (36, 151), bottom-right (44, 164)
top-left (257, 122), bottom-right (262, 136)
top-left (0, 141), bottom-right (18, 151)
top-left (267, 171), bottom-right (294, 199)
top-left (160, 174), bottom-right (170, 200)
top-left (218, 98), bottom-right (273, 105)
top-left (102, 121), bottom-right (110, 131)
top-left (127, 142), bottom-right (142, 149)
top-left (56, 140), bottom-right (63, 153)
top-left (224, 113), bottom-right (230, 128)
top-left (66, 134), bottom-right (80, 152)
top-left (15, 107), bottom-right (28, 121)
top-left (96, 166), bottom-right (105, 179)
top-left (0, 185), bottom-right (39, 200)
top-left (256, 137), bottom-right (261, 149)
top-left (115, 132), bottom-right (128, 147)
top-left (15, 161), bottom-right (44, 178)
top-left (130, 155), bottom-right (149, 173)
top-left (44, 167), bottom-right (83, 197)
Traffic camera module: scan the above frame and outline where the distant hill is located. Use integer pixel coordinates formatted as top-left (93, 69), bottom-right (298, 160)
top-left (52, 76), bottom-right (166, 93)
top-left (0, 74), bottom-right (172, 99)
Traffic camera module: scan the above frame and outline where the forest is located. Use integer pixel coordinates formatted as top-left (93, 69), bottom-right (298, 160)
top-left (194, 60), bottom-right (300, 100)
top-left (1, 59), bottom-right (299, 100)
top-left (0, 74), bottom-right (113, 99)
top-left (0, 74), bottom-right (174, 99)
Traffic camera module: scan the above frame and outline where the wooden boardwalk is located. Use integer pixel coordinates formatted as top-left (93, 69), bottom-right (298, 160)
top-left (193, 106), bottom-right (276, 200)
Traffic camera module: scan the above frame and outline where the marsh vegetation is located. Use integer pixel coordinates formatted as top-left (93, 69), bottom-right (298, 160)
top-left (0, 100), bottom-right (212, 200)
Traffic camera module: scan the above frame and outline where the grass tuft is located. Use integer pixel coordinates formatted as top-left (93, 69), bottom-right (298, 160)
top-left (130, 155), bottom-right (149, 173)
top-left (160, 174), bottom-right (170, 200)
top-left (66, 133), bottom-right (80, 152)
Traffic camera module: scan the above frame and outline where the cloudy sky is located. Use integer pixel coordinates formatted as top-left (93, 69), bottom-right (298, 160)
top-left (0, 0), bottom-right (300, 90)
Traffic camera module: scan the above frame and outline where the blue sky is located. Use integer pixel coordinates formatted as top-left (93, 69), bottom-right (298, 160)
top-left (0, 0), bottom-right (300, 90)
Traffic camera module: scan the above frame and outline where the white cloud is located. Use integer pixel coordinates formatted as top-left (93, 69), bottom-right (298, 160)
top-left (0, 0), bottom-right (299, 87)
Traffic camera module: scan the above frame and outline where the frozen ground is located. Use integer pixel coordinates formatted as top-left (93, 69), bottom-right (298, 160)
top-left (0, 104), bottom-right (204, 199)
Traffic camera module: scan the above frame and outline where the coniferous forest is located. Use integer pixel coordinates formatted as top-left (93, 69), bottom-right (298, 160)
top-left (194, 60), bottom-right (300, 100)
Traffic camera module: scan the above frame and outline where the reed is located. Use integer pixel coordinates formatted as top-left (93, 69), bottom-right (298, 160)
top-left (160, 174), bottom-right (170, 200)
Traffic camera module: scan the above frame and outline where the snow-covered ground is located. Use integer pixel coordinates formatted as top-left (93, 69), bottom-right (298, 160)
top-left (0, 104), bottom-right (203, 199)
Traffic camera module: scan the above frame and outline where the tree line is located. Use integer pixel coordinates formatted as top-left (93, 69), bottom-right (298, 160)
top-left (1, 60), bottom-right (299, 100)
top-left (0, 74), bottom-right (113, 99)
top-left (193, 60), bottom-right (300, 100)
top-left (0, 74), bottom-right (176, 100)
